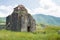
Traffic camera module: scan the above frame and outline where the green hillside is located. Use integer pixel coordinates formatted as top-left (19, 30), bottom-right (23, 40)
top-left (33, 14), bottom-right (60, 26)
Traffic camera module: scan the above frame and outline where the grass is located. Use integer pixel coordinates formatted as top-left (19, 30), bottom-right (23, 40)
top-left (0, 29), bottom-right (60, 40)
top-left (0, 24), bottom-right (60, 40)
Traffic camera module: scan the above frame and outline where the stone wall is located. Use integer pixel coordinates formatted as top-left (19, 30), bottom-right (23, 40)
top-left (6, 5), bottom-right (36, 32)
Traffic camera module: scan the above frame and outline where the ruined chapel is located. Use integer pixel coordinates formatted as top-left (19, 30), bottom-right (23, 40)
top-left (6, 5), bottom-right (36, 32)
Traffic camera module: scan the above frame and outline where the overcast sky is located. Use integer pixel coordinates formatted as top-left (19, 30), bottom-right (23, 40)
top-left (0, 0), bottom-right (60, 17)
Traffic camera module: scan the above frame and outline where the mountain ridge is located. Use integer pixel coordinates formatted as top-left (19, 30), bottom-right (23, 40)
top-left (33, 14), bottom-right (60, 26)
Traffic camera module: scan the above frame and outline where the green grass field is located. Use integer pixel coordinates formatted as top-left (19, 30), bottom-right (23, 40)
top-left (0, 25), bottom-right (60, 40)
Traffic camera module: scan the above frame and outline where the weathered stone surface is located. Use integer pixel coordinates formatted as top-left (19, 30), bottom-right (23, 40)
top-left (6, 5), bottom-right (36, 32)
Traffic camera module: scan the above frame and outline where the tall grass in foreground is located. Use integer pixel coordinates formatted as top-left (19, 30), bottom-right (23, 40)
top-left (0, 30), bottom-right (60, 40)
top-left (0, 25), bottom-right (60, 40)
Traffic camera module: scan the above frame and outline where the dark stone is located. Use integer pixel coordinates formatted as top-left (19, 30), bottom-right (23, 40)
top-left (6, 5), bottom-right (36, 32)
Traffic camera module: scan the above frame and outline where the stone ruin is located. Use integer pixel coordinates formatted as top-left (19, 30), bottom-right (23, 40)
top-left (6, 5), bottom-right (36, 32)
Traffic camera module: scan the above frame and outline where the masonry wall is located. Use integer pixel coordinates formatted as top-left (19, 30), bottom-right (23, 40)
top-left (6, 5), bottom-right (36, 32)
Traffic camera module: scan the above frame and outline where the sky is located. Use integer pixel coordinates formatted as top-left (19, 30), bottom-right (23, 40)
top-left (0, 0), bottom-right (60, 17)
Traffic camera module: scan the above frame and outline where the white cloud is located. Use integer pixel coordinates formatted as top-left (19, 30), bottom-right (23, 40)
top-left (30, 0), bottom-right (60, 17)
top-left (0, 0), bottom-right (60, 17)
top-left (0, 5), bottom-right (13, 17)
top-left (0, 5), bottom-right (18, 17)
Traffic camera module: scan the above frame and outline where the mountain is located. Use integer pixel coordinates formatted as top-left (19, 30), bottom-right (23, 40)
top-left (33, 14), bottom-right (60, 26)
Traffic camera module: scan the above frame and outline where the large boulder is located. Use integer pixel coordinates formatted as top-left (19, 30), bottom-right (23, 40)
top-left (6, 5), bottom-right (36, 32)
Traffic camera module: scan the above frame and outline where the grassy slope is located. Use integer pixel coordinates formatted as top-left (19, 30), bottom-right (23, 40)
top-left (0, 25), bottom-right (60, 40)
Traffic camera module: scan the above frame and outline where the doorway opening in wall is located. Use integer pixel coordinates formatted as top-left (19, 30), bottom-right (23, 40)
top-left (27, 26), bottom-right (30, 32)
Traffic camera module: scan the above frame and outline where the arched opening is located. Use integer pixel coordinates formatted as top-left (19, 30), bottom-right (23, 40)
top-left (27, 26), bottom-right (30, 32)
